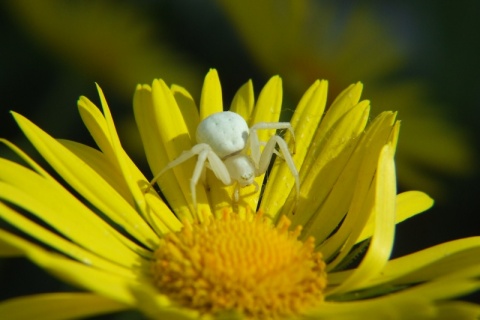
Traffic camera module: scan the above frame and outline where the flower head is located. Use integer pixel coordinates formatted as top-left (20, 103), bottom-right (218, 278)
top-left (0, 69), bottom-right (479, 319)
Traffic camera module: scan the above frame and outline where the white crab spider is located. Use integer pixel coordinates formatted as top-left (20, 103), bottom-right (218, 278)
top-left (146, 111), bottom-right (300, 209)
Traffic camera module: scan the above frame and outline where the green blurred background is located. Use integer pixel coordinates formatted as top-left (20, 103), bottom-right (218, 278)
top-left (0, 0), bottom-right (479, 317)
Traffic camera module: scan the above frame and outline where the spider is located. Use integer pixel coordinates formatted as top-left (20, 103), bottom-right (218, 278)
top-left (146, 111), bottom-right (300, 209)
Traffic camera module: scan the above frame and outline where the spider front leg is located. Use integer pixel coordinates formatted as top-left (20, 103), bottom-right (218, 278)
top-left (249, 122), bottom-right (296, 165)
top-left (257, 135), bottom-right (300, 201)
top-left (192, 146), bottom-right (234, 209)
top-left (146, 143), bottom-right (233, 210)
top-left (145, 144), bottom-right (208, 193)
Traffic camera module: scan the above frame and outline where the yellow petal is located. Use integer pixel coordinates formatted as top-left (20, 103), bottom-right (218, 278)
top-left (315, 82), bottom-right (364, 139)
top-left (96, 84), bottom-right (162, 227)
top-left (0, 293), bottom-right (129, 320)
top-left (200, 68), bottom-right (223, 119)
top-left (250, 75), bottom-right (283, 128)
top-left (171, 84), bottom-right (200, 141)
top-left (0, 200), bottom-right (148, 278)
top-left (134, 84), bottom-right (192, 220)
top-left (366, 237), bottom-right (480, 288)
top-left (152, 79), bottom-right (212, 219)
top-left (80, 86), bottom-right (181, 231)
top-left (0, 137), bottom-right (51, 181)
top-left (298, 83), bottom-right (364, 179)
top-left (0, 230), bottom-right (160, 307)
top-left (0, 140), bottom-right (156, 258)
top-left (327, 144), bottom-right (396, 295)
top-left (292, 101), bottom-right (370, 238)
top-left (77, 95), bottom-right (115, 161)
top-left (308, 298), bottom-right (435, 319)
top-left (357, 190), bottom-right (434, 243)
top-left (434, 301), bottom-right (480, 320)
top-left (59, 139), bottom-right (132, 201)
top-left (229, 79), bottom-right (255, 120)
top-left (318, 114), bottom-right (398, 265)
top-left (261, 79), bottom-right (328, 220)
top-left (145, 193), bottom-right (183, 234)
top-left (12, 112), bottom-right (158, 248)
top-left (389, 276), bottom-right (480, 305)
top-left (310, 277), bottom-right (479, 318)
top-left (0, 159), bottom-right (149, 266)
top-left (129, 285), bottom-right (200, 320)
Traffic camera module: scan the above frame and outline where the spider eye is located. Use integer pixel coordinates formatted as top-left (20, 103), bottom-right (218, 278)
top-left (242, 172), bottom-right (253, 180)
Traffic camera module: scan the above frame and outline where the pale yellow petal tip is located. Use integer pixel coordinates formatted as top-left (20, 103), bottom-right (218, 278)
top-left (135, 83), bottom-right (152, 91)
top-left (316, 79), bottom-right (329, 90)
top-left (267, 74), bottom-right (282, 86)
top-left (170, 84), bottom-right (191, 96)
top-left (10, 111), bottom-right (26, 124)
top-left (347, 81), bottom-right (364, 101)
top-left (94, 82), bottom-right (103, 96)
top-left (412, 191), bottom-right (435, 210)
top-left (206, 68), bottom-right (219, 78)
top-left (9, 110), bottom-right (19, 118)
top-left (200, 68), bottom-right (223, 118)
top-left (77, 95), bottom-right (91, 108)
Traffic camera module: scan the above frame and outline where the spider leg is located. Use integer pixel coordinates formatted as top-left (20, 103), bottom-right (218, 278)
top-left (146, 143), bottom-right (211, 192)
top-left (249, 122), bottom-right (296, 165)
top-left (258, 135), bottom-right (300, 201)
top-left (259, 141), bottom-right (281, 157)
top-left (190, 148), bottom-right (211, 209)
top-left (233, 184), bottom-right (240, 202)
top-left (205, 150), bottom-right (232, 186)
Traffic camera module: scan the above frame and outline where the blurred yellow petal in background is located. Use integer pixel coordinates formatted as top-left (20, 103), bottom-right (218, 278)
top-left (216, 0), bottom-right (476, 196)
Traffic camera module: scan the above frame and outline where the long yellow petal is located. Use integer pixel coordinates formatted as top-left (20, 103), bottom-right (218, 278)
top-left (59, 139), bottom-right (132, 201)
top-left (327, 144), bottom-right (396, 295)
top-left (0, 138), bottom-right (52, 181)
top-left (320, 115), bottom-right (398, 266)
top-left (151, 79), bottom-right (211, 219)
top-left (299, 82), bottom-right (364, 178)
top-left (0, 293), bottom-right (129, 320)
top-left (229, 79), bottom-right (255, 120)
top-left (250, 75), bottom-right (283, 128)
top-left (293, 101), bottom-right (370, 238)
top-left (0, 159), bottom-right (149, 265)
top-left (328, 237), bottom-right (480, 288)
top-left (134, 84), bottom-right (194, 221)
top-left (0, 230), bottom-right (161, 308)
top-left (96, 84), bottom-right (165, 229)
top-left (261, 79), bottom-right (328, 220)
top-left (0, 201), bottom-right (149, 278)
top-left (80, 86), bottom-right (182, 231)
top-left (435, 301), bottom-right (480, 320)
top-left (12, 112), bottom-right (157, 248)
top-left (309, 278), bottom-right (479, 318)
top-left (357, 190), bottom-right (434, 243)
top-left (367, 237), bottom-right (480, 288)
top-left (171, 84), bottom-right (200, 141)
top-left (200, 69), bottom-right (223, 119)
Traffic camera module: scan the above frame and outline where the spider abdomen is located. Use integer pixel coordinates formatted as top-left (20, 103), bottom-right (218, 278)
top-left (196, 111), bottom-right (249, 158)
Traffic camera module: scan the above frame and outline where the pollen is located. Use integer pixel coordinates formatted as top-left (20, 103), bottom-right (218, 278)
top-left (151, 210), bottom-right (327, 319)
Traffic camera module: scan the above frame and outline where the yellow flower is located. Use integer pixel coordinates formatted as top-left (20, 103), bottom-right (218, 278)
top-left (0, 69), bottom-right (479, 319)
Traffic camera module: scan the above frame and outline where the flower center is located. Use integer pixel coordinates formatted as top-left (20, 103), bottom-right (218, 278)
top-left (151, 210), bottom-right (327, 319)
